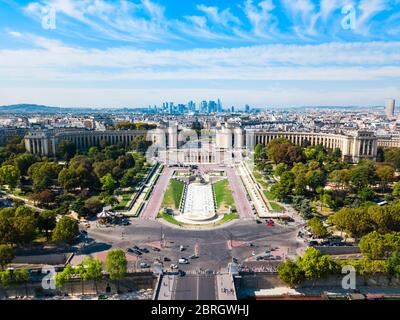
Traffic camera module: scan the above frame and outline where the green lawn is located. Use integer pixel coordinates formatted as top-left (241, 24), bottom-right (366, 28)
top-left (222, 213), bottom-right (239, 222)
top-left (270, 201), bottom-right (285, 212)
top-left (213, 179), bottom-right (235, 209)
top-left (263, 190), bottom-right (276, 201)
top-left (253, 170), bottom-right (269, 189)
top-left (161, 179), bottom-right (185, 210)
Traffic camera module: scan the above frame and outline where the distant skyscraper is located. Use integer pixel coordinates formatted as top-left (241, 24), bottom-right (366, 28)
top-left (208, 101), bottom-right (216, 113)
top-left (217, 98), bottom-right (222, 113)
top-left (245, 104), bottom-right (250, 113)
top-left (200, 101), bottom-right (208, 113)
top-left (188, 100), bottom-right (196, 112)
top-left (386, 99), bottom-right (395, 118)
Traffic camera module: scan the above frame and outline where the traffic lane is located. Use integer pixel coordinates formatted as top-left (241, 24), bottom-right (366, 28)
top-left (173, 275), bottom-right (216, 300)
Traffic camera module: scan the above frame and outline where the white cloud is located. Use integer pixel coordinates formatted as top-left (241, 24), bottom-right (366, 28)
top-left (8, 31), bottom-right (23, 38)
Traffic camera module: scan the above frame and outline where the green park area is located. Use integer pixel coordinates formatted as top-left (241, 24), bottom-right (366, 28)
top-left (213, 179), bottom-right (235, 210)
top-left (161, 179), bottom-right (185, 210)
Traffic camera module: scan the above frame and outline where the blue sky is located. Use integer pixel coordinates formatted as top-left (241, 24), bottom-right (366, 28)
top-left (0, 0), bottom-right (399, 108)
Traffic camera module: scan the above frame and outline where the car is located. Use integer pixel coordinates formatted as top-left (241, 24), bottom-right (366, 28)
top-left (178, 269), bottom-right (186, 277)
top-left (178, 258), bottom-right (189, 264)
top-left (139, 262), bottom-right (150, 268)
top-left (152, 247), bottom-right (161, 252)
top-left (163, 257), bottom-right (171, 262)
top-left (255, 219), bottom-right (262, 224)
top-left (309, 241), bottom-right (318, 246)
top-left (126, 248), bottom-right (134, 253)
top-left (132, 245), bottom-right (140, 250)
top-left (170, 264), bottom-right (178, 269)
top-left (139, 248), bottom-right (149, 253)
top-left (189, 254), bottom-right (198, 259)
top-left (256, 256), bottom-right (264, 261)
top-left (132, 250), bottom-right (142, 256)
top-left (179, 245), bottom-right (185, 252)
top-left (122, 221), bottom-right (130, 226)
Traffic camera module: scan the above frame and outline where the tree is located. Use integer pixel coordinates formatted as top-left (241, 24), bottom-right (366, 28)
top-left (387, 251), bottom-right (400, 280)
top-left (37, 211), bottom-right (56, 241)
top-left (296, 248), bottom-right (339, 282)
top-left (12, 211), bottom-right (37, 245)
top-left (106, 249), bottom-right (127, 292)
top-left (292, 196), bottom-right (313, 218)
top-left (131, 135), bottom-right (152, 153)
top-left (307, 217), bottom-right (328, 238)
top-left (35, 189), bottom-right (55, 206)
top-left (100, 173), bottom-right (117, 194)
top-left (274, 163), bottom-right (288, 177)
top-left (329, 207), bottom-right (373, 239)
top-left (349, 160), bottom-right (377, 191)
top-left (358, 186), bottom-right (375, 202)
top-left (359, 231), bottom-right (400, 260)
top-left (52, 217), bottom-right (79, 244)
top-left (254, 144), bottom-right (264, 162)
top-left (271, 171), bottom-right (294, 201)
top-left (84, 257), bottom-right (103, 294)
top-left (84, 197), bottom-right (103, 215)
top-left (267, 138), bottom-right (303, 165)
top-left (0, 244), bottom-right (15, 269)
top-left (393, 182), bottom-right (400, 197)
top-left (13, 268), bottom-right (30, 296)
top-left (0, 165), bottom-right (20, 190)
top-left (56, 139), bottom-right (77, 161)
top-left (14, 153), bottom-right (38, 176)
top-left (55, 264), bottom-right (74, 292)
top-left (384, 148), bottom-right (400, 171)
top-left (277, 260), bottom-right (304, 288)
top-left (104, 196), bottom-right (118, 207)
top-left (28, 162), bottom-right (60, 192)
top-left (376, 164), bottom-right (395, 191)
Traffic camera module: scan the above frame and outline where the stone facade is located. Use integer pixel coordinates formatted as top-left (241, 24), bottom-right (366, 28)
top-left (24, 129), bottom-right (147, 156)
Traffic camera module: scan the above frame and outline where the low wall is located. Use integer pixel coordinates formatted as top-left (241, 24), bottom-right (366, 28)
top-left (234, 272), bottom-right (400, 299)
top-left (315, 246), bottom-right (361, 255)
top-left (0, 272), bottom-right (157, 299)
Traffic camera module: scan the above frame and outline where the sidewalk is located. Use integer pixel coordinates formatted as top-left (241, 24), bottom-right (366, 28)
top-left (216, 270), bottom-right (237, 300)
top-left (157, 274), bottom-right (175, 300)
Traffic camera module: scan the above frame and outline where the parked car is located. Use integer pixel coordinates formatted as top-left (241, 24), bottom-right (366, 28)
top-left (170, 264), bottom-right (178, 269)
top-left (140, 262), bottom-right (150, 268)
top-left (163, 257), bottom-right (171, 262)
top-left (178, 258), bottom-right (189, 264)
top-left (152, 247), bottom-right (161, 252)
top-left (126, 248), bottom-right (134, 253)
top-left (139, 248), bottom-right (149, 253)
top-left (189, 254), bottom-right (199, 259)
top-left (132, 250), bottom-right (142, 256)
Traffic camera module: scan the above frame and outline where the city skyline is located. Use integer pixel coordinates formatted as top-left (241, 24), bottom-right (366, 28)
top-left (0, 0), bottom-right (399, 107)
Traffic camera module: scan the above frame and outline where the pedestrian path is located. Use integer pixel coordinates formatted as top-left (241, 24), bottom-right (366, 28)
top-left (216, 269), bottom-right (237, 300)
top-left (157, 274), bottom-right (175, 300)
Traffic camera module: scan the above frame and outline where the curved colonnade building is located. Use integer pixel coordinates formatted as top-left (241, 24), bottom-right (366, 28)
top-left (24, 129), bottom-right (147, 156)
top-left (24, 123), bottom-right (399, 164)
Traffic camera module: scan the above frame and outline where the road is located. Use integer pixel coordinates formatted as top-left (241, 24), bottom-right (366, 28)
top-left (173, 275), bottom-right (216, 300)
top-left (86, 219), bottom-right (303, 272)
top-left (140, 167), bottom-right (173, 220)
